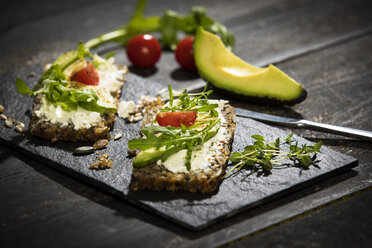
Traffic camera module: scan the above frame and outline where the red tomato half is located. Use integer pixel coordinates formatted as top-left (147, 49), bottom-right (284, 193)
top-left (156, 111), bottom-right (197, 127)
top-left (126, 34), bottom-right (162, 68)
top-left (71, 63), bottom-right (99, 85)
top-left (175, 36), bottom-right (197, 71)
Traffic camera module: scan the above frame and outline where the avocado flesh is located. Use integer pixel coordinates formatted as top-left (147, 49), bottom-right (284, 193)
top-left (133, 147), bottom-right (166, 167)
top-left (194, 28), bottom-right (305, 103)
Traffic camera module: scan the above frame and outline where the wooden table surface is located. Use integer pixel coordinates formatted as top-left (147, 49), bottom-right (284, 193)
top-left (1, 0), bottom-right (371, 247)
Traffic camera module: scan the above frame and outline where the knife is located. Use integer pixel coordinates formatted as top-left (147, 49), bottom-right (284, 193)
top-left (235, 108), bottom-right (372, 142)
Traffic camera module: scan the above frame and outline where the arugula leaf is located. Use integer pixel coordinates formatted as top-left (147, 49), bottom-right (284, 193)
top-left (251, 134), bottom-right (264, 142)
top-left (33, 64), bottom-right (66, 91)
top-left (168, 84), bottom-right (173, 107)
top-left (33, 79), bottom-right (116, 114)
top-left (105, 51), bottom-right (116, 59)
top-left (52, 42), bottom-right (90, 71)
top-left (16, 78), bottom-right (33, 96)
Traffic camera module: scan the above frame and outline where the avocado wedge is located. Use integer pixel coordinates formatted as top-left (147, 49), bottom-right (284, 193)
top-left (194, 27), bottom-right (307, 105)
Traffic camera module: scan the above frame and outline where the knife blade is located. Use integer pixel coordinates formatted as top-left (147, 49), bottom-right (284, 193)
top-left (235, 108), bottom-right (372, 142)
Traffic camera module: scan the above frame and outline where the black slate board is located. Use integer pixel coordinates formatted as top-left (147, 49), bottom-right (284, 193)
top-left (0, 73), bottom-right (358, 230)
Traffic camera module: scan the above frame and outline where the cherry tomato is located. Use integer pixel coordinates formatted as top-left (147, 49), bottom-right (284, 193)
top-left (126, 34), bottom-right (161, 68)
top-left (71, 63), bottom-right (99, 85)
top-left (156, 111), bottom-right (197, 127)
top-left (175, 36), bottom-right (197, 71)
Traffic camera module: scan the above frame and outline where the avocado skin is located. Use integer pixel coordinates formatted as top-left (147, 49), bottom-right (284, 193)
top-left (209, 83), bottom-right (307, 106)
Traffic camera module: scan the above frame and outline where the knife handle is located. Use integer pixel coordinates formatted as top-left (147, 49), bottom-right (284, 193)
top-left (298, 120), bottom-right (372, 142)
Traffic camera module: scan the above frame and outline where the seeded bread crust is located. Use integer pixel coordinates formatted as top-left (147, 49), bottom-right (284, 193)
top-left (131, 103), bottom-right (236, 193)
top-left (30, 65), bottom-right (128, 142)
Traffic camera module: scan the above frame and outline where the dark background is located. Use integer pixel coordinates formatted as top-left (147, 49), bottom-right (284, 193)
top-left (1, 0), bottom-right (372, 247)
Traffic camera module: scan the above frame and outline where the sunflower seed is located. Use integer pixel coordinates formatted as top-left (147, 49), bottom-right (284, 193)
top-left (128, 115), bottom-right (134, 122)
top-left (27, 72), bottom-right (36, 78)
top-left (114, 133), bottom-right (122, 140)
top-left (93, 139), bottom-right (109, 150)
top-left (74, 146), bottom-right (95, 154)
top-left (15, 125), bottom-right (23, 133)
top-left (4, 119), bottom-right (13, 128)
top-left (16, 121), bottom-right (24, 128)
top-left (133, 116), bottom-right (143, 122)
top-left (134, 112), bottom-right (142, 117)
top-left (0, 114), bottom-right (7, 120)
top-left (0, 105), bottom-right (4, 113)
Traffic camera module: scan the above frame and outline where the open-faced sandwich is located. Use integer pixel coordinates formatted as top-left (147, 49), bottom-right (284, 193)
top-left (17, 43), bottom-right (128, 142)
top-left (128, 86), bottom-right (236, 192)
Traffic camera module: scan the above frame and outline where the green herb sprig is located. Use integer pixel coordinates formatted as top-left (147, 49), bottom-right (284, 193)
top-left (85, 0), bottom-right (235, 51)
top-left (162, 84), bottom-right (218, 117)
top-left (225, 133), bottom-right (322, 177)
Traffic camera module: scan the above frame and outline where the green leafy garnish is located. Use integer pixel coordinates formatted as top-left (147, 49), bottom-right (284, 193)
top-left (16, 78), bottom-right (33, 96)
top-left (128, 85), bottom-right (221, 170)
top-left (105, 51), bottom-right (116, 60)
top-left (16, 43), bottom-right (116, 114)
top-left (161, 83), bottom-right (215, 114)
top-left (85, 0), bottom-right (235, 51)
top-left (225, 133), bottom-right (323, 177)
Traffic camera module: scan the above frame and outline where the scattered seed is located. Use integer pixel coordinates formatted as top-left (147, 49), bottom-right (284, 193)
top-left (89, 154), bottom-right (113, 169)
top-left (133, 107), bottom-right (140, 114)
top-left (128, 115), bottom-right (134, 122)
top-left (4, 119), bottom-right (13, 128)
top-left (27, 72), bottom-right (36, 79)
top-left (133, 116), bottom-right (143, 122)
top-left (0, 114), bottom-right (7, 120)
top-left (74, 146), bottom-right (95, 155)
top-left (99, 154), bottom-right (109, 160)
top-left (0, 105), bottom-right (4, 113)
top-left (15, 125), bottom-right (23, 133)
top-left (114, 133), bottom-right (122, 140)
top-left (127, 149), bottom-right (140, 157)
top-left (93, 139), bottom-right (109, 150)
top-left (16, 121), bottom-right (25, 128)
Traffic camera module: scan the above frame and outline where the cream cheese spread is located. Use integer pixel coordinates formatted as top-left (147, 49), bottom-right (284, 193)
top-left (117, 100), bottom-right (136, 119)
top-left (35, 96), bottom-right (102, 130)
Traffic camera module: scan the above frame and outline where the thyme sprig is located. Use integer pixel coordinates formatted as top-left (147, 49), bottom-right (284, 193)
top-left (225, 133), bottom-right (322, 177)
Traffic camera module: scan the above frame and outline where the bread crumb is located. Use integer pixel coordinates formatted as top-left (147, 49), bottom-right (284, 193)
top-left (89, 154), bottom-right (113, 169)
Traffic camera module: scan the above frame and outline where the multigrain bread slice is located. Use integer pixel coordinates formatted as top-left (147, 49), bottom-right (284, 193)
top-left (30, 64), bottom-right (128, 142)
top-left (131, 103), bottom-right (236, 193)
